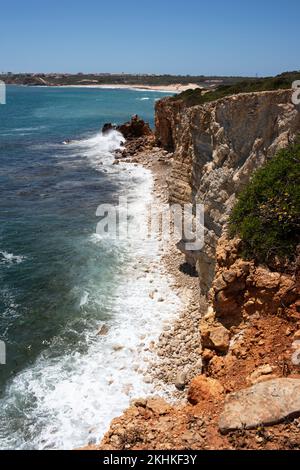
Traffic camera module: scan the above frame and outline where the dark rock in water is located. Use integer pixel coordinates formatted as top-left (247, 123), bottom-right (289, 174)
top-left (97, 324), bottom-right (109, 336)
top-left (102, 123), bottom-right (116, 134)
top-left (117, 115), bottom-right (152, 139)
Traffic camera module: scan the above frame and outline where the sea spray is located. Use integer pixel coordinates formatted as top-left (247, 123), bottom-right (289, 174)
top-left (0, 86), bottom-right (175, 449)
top-left (0, 126), bottom-right (180, 450)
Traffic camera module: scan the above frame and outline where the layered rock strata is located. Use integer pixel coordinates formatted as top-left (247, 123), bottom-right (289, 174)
top-left (156, 90), bottom-right (300, 294)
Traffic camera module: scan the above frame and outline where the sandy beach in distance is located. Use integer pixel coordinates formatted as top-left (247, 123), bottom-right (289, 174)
top-left (58, 83), bottom-right (202, 93)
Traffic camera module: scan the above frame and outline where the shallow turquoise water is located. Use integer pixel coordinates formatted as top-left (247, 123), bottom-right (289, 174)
top-left (0, 86), bottom-right (175, 449)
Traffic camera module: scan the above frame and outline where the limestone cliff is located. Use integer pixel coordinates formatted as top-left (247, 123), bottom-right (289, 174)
top-left (91, 89), bottom-right (300, 451)
top-left (156, 90), bottom-right (300, 294)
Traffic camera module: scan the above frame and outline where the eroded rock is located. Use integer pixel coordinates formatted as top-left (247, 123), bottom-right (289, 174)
top-left (155, 90), bottom-right (300, 295)
top-left (146, 398), bottom-right (172, 416)
top-left (117, 115), bottom-right (152, 139)
top-left (219, 379), bottom-right (300, 433)
top-left (246, 364), bottom-right (276, 385)
top-left (200, 321), bottom-right (230, 353)
top-left (188, 375), bottom-right (224, 405)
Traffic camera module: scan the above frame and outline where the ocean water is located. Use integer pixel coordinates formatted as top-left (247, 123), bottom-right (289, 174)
top-left (0, 86), bottom-right (180, 449)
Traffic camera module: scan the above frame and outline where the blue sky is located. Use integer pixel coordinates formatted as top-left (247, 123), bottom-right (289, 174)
top-left (1, 0), bottom-right (299, 76)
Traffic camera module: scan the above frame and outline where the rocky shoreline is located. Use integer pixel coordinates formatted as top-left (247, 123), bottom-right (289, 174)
top-left (85, 96), bottom-right (300, 450)
top-left (112, 121), bottom-right (206, 396)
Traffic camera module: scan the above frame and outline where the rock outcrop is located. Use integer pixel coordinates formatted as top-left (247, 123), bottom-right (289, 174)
top-left (188, 375), bottom-right (224, 405)
top-left (156, 90), bottom-right (300, 294)
top-left (102, 115), bottom-right (153, 140)
top-left (117, 115), bottom-right (152, 139)
top-left (199, 235), bottom-right (299, 358)
top-left (219, 379), bottom-right (300, 433)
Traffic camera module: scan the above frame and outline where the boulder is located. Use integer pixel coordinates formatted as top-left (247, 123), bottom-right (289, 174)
top-left (175, 371), bottom-right (187, 391)
top-left (146, 398), bottom-right (172, 415)
top-left (97, 324), bottom-right (109, 336)
top-left (131, 398), bottom-right (147, 408)
top-left (188, 375), bottom-right (224, 405)
top-left (219, 379), bottom-right (300, 433)
top-left (117, 115), bottom-right (152, 139)
top-left (200, 322), bottom-right (230, 353)
top-left (102, 123), bottom-right (116, 134)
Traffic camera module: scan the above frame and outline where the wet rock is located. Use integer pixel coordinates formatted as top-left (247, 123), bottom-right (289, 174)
top-left (102, 123), bottom-right (116, 134)
top-left (97, 324), bottom-right (109, 336)
top-left (219, 379), bottom-right (300, 433)
top-left (117, 115), bottom-right (152, 139)
top-left (132, 398), bottom-right (147, 408)
top-left (175, 371), bottom-right (187, 391)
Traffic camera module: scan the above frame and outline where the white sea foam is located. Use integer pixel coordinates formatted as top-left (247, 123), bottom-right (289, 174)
top-left (0, 126), bottom-right (47, 136)
top-left (0, 130), bottom-right (181, 450)
top-left (67, 130), bottom-right (125, 170)
top-left (79, 291), bottom-right (90, 308)
top-left (12, 126), bottom-right (47, 132)
top-left (0, 288), bottom-right (21, 322)
top-left (0, 251), bottom-right (26, 266)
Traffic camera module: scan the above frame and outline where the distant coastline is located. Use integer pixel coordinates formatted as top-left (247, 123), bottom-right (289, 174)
top-left (58, 83), bottom-right (202, 93)
top-left (1, 73), bottom-right (254, 91)
top-left (7, 83), bottom-right (202, 94)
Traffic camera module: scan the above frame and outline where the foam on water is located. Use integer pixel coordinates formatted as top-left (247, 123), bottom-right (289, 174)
top-left (0, 251), bottom-right (27, 266)
top-left (0, 130), bottom-right (181, 450)
top-left (0, 126), bottom-right (48, 136)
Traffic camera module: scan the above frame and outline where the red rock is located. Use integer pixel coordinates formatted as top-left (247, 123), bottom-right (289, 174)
top-left (146, 398), bottom-right (172, 415)
top-left (200, 322), bottom-right (230, 353)
top-left (188, 375), bottom-right (224, 405)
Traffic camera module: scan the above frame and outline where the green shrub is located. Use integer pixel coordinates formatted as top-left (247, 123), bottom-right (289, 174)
top-left (229, 142), bottom-right (300, 264)
top-left (173, 71), bottom-right (300, 107)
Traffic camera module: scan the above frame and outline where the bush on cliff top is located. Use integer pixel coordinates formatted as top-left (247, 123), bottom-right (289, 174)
top-left (173, 71), bottom-right (300, 107)
top-left (229, 142), bottom-right (300, 265)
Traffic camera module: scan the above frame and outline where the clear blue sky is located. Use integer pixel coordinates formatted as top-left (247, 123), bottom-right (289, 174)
top-left (1, 0), bottom-right (299, 76)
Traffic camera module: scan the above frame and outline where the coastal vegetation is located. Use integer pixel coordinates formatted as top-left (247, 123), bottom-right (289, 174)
top-left (173, 71), bottom-right (300, 106)
top-left (0, 72), bottom-right (257, 87)
top-left (229, 141), bottom-right (300, 265)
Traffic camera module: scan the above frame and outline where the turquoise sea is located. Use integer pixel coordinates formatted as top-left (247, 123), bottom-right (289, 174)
top-left (0, 86), bottom-right (179, 449)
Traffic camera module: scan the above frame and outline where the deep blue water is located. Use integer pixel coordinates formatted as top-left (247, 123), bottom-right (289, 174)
top-left (0, 85), bottom-right (174, 449)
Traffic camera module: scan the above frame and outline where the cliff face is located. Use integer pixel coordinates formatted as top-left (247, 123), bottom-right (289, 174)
top-left (156, 90), bottom-right (300, 294)
top-left (92, 90), bottom-right (300, 452)
top-left (199, 235), bottom-right (299, 362)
